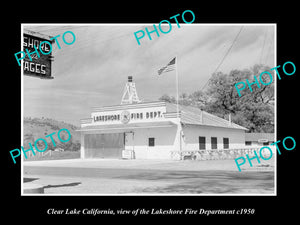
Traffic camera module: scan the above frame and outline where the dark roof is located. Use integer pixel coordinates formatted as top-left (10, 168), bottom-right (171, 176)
top-left (245, 133), bottom-right (275, 142)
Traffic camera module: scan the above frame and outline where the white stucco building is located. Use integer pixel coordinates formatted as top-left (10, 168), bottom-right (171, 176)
top-left (78, 77), bottom-right (248, 160)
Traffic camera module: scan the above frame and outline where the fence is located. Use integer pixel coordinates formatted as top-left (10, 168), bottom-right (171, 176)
top-left (170, 147), bottom-right (274, 160)
top-left (23, 150), bottom-right (52, 160)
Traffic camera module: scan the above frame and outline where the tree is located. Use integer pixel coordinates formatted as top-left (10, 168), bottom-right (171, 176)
top-left (187, 91), bottom-right (208, 109)
top-left (159, 92), bottom-right (208, 109)
top-left (158, 64), bottom-right (275, 132)
top-left (204, 64), bottom-right (274, 132)
top-left (47, 139), bottom-right (55, 151)
top-left (159, 94), bottom-right (176, 103)
top-left (24, 133), bottom-right (34, 145)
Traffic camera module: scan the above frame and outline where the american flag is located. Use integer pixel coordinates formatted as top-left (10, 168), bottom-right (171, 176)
top-left (157, 57), bottom-right (176, 75)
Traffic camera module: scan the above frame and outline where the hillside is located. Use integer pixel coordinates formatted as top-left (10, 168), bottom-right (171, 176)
top-left (23, 117), bottom-right (81, 151)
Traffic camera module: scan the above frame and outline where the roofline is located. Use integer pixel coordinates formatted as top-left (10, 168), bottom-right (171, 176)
top-left (182, 122), bottom-right (248, 131)
top-left (77, 121), bottom-right (177, 132)
top-left (91, 101), bottom-right (167, 112)
top-left (89, 101), bottom-right (248, 130)
top-left (165, 102), bottom-right (248, 131)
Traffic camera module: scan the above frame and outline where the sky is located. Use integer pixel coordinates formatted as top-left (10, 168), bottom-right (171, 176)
top-left (23, 24), bottom-right (275, 126)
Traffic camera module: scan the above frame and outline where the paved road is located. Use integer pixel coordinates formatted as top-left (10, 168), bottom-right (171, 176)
top-left (24, 165), bottom-right (274, 194)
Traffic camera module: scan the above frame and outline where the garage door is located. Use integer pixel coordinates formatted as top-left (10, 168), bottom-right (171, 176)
top-left (84, 133), bottom-right (124, 158)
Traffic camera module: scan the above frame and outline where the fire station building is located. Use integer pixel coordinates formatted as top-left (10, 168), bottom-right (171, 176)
top-left (78, 77), bottom-right (247, 160)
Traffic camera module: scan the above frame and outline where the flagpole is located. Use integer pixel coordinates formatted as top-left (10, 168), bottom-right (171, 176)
top-left (175, 55), bottom-right (182, 153)
top-left (175, 56), bottom-right (179, 117)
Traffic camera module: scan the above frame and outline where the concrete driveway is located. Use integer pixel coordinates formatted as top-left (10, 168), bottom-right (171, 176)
top-left (23, 158), bottom-right (275, 195)
top-left (23, 158), bottom-right (274, 171)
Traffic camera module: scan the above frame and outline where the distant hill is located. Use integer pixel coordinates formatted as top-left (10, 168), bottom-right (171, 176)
top-left (23, 117), bottom-right (81, 151)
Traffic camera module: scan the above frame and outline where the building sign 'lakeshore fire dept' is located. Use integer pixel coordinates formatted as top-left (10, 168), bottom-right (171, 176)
top-left (23, 29), bottom-right (54, 79)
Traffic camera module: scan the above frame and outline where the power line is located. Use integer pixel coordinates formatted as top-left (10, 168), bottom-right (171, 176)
top-left (264, 35), bottom-right (274, 66)
top-left (201, 26), bottom-right (244, 91)
top-left (259, 27), bottom-right (268, 64)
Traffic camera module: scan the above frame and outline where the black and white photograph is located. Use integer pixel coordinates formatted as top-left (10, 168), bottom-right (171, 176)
top-left (21, 24), bottom-right (276, 195)
top-left (4, 4), bottom-right (298, 221)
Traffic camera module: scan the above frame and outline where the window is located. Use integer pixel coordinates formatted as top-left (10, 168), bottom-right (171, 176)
top-left (211, 137), bottom-right (217, 149)
top-left (223, 138), bottom-right (229, 149)
top-left (148, 138), bottom-right (155, 147)
top-left (245, 141), bottom-right (252, 146)
top-left (199, 136), bottom-right (206, 150)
